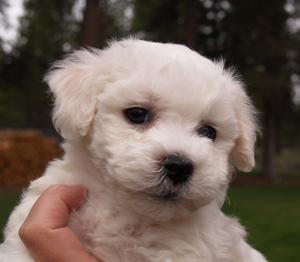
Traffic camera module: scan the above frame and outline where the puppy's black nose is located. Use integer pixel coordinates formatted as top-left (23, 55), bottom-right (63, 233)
top-left (163, 155), bottom-right (193, 185)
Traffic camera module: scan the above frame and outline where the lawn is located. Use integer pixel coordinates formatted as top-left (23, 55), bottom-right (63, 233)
top-left (0, 186), bottom-right (299, 262)
top-left (222, 186), bottom-right (300, 262)
top-left (0, 193), bottom-right (21, 243)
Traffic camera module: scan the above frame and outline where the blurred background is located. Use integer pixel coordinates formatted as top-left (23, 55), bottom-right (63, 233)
top-left (0, 0), bottom-right (299, 261)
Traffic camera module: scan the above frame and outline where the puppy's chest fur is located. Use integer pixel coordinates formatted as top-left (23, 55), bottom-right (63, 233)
top-left (68, 198), bottom-right (244, 262)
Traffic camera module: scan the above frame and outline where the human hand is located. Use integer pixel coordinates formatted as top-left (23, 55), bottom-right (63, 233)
top-left (19, 184), bottom-right (101, 262)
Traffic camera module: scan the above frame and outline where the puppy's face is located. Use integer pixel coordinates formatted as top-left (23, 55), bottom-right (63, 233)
top-left (46, 39), bottom-right (257, 221)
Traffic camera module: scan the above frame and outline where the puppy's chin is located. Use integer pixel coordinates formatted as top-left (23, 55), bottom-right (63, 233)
top-left (115, 187), bottom-right (214, 222)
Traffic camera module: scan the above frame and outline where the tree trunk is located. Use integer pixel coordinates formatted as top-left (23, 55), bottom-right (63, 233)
top-left (185, 0), bottom-right (198, 49)
top-left (262, 109), bottom-right (277, 181)
top-left (80, 0), bottom-right (107, 48)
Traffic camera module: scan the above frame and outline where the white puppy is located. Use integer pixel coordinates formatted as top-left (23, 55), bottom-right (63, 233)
top-left (0, 39), bottom-right (267, 262)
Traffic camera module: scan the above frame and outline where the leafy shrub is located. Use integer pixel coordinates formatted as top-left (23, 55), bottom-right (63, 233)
top-left (0, 130), bottom-right (63, 188)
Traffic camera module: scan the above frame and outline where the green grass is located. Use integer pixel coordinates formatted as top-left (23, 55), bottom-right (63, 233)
top-left (0, 186), bottom-right (299, 262)
top-left (223, 186), bottom-right (300, 262)
top-left (0, 193), bottom-right (21, 243)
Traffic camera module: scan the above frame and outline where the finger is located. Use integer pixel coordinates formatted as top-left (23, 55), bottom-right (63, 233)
top-left (24, 184), bottom-right (86, 229)
top-left (19, 185), bottom-right (101, 262)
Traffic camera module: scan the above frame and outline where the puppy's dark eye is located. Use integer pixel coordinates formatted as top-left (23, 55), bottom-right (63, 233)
top-left (199, 126), bottom-right (216, 141)
top-left (126, 107), bottom-right (149, 124)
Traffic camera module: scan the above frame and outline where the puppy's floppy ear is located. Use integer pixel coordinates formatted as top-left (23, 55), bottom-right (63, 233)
top-left (45, 49), bottom-right (103, 140)
top-left (229, 79), bottom-right (259, 173)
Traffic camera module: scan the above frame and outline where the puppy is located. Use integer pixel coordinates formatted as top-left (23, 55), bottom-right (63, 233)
top-left (0, 39), bottom-right (267, 262)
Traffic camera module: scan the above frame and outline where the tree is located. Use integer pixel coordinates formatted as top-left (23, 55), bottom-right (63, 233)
top-left (223, 0), bottom-right (292, 180)
top-left (80, 0), bottom-right (107, 48)
top-left (80, 0), bottom-right (138, 48)
top-left (131, 0), bottom-right (185, 43)
top-left (185, 0), bottom-right (199, 49)
top-left (0, 0), bottom-right (8, 52)
top-left (0, 0), bottom-right (133, 128)
top-left (130, 0), bottom-right (231, 54)
top-left (0, 0), bottom-right (81, 127)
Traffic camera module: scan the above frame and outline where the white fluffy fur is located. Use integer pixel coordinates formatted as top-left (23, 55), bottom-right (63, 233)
top-left (0, 39), bottom-right (267, 262)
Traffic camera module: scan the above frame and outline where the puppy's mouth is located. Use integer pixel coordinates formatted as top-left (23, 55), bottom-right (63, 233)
top-left (161, 191), bottom-right (180, 201)
top-left (151, 190), bottom-right (181, 202)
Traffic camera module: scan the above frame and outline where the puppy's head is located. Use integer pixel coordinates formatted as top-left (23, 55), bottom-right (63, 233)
top-left (46, 39), bottom-right (258, 221)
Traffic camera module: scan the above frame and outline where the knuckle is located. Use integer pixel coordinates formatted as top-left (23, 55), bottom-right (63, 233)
top-left (19, 222), bottom-right (43, 245)
top-left (19, 223), bottom-right (33, 243)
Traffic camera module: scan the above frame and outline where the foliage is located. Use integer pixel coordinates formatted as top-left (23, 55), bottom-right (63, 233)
top-left (131, 0), bottom-right (185, 43)
top-left (106, 0), bottom-right (135, 39)
top-left (0, 0), bottom-right (81, 127)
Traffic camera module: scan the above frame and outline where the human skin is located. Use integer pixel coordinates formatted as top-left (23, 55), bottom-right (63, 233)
top-left (19, 184), bottom-right (102, 262)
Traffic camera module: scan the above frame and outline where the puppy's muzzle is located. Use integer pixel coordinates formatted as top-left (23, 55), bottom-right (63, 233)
top-left (163, 155), bottom-right (193, 186)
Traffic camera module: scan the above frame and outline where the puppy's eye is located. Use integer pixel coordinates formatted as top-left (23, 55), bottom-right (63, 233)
top-left (199, 126), bottom-right (216, 141)
top-left (126, 107), bottom-right (149, 124)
